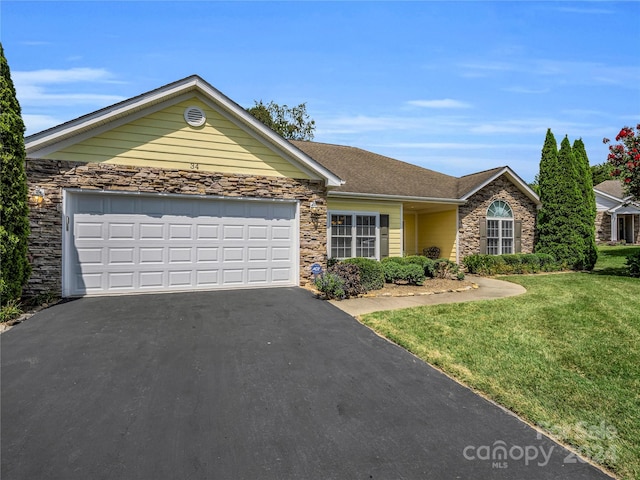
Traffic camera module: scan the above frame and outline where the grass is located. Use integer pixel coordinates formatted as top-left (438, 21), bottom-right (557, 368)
top-left (593, 244), bottom-right (639, 276)
top-left (360, 247), bottom-right (640, 479)
top-left (0, 299), bottom-right (23, 323)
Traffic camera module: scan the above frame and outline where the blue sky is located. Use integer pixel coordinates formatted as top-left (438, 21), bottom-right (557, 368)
top-left (3, 1), bottom-right (639, 182)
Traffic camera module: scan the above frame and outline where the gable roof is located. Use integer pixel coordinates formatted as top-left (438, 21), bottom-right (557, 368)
top-left (25, 75), bottom-right (343, 187)
top-left (594, 179), bottom-right (627, 200)
top-left (291, 141), bottom-right (540, 205)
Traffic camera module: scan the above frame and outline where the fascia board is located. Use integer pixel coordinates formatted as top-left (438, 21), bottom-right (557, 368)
top-left (328, 190), bottom-right (465, 205)
top-left (25, 75), bottom-right (343, 187)
top-left (26, 77), bottom-right (201, 153)
top-left (460, 167), bottom-right (541, 205)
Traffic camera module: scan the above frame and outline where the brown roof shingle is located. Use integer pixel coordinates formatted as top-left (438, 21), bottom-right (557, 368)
top-left (594, 179), bottom-right (626, 199)
top-left (291, 140), bottom-right (509, 200)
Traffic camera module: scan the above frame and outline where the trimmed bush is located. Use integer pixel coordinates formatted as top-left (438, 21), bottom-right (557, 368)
top-left (627, 251), bottom-right (640, 278)
top-left (462, 253), bottom-right (561, 275)
top-left (382, 255), bottom-right (435, 278)
top-left (343, 257), bottom-right (385, 291)
top-left (381, 258), bottom-right (426, 285)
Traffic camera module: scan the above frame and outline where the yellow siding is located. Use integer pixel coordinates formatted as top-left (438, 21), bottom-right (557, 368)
top-left (47, 99), bottom-right (310, 179)
top-left (417, 209), bottom-right (458, 262)
top-left (403, 213), bottom-right (417, 255)
top-left (327, 198), bottom-right (402, 257)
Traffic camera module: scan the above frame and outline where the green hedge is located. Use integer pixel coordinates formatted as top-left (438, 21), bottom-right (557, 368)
top-left (462, 253), bottom-right (560, 275)
top-left (381, 255), bottom-right (435, 278)
top-left (342, 257), bottom-right (385, 291)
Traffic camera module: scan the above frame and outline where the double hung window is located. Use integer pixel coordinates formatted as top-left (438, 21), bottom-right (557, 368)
top-left (329, 213), bottom-right (378, 259)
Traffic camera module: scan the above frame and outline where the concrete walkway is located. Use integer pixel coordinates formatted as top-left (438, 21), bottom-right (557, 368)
top-left (330, 275), bottom-right (527, 316)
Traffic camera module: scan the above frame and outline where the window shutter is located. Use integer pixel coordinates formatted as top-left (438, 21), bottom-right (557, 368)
top-left (380, 214), bottom-right (389, 259)
top-left (479, 217), bottom-right (487, 254)
top-left (514, 220), bottom-right (522, 253)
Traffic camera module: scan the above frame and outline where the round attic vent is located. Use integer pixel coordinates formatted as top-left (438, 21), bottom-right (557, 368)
top-left (184, 106), bottom-right (206, 127)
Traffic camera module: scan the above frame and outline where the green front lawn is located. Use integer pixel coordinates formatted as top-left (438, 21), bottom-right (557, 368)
top-left (361, 250), bottom-right (640, 479)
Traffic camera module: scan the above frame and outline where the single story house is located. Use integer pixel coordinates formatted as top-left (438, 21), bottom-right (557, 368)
top-left (594, 180), bottom-right (640, 244)
top-left (24, 75), bottom-right (540, 297)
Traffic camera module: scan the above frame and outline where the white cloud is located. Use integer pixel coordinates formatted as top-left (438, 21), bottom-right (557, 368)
top-left (406, 99), bottom-right (472, 109)
top-left (13, 67), bottom-right (115, 85)
top-left (13, 67), bottom-right (126, 108)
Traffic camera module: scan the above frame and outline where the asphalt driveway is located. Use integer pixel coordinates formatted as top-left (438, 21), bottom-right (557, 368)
top-left (2, 288), bottom-right (612, 479)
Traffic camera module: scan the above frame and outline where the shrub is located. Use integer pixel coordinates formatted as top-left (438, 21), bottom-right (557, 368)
top-left (433, 258), bottom-right (459, 279)
top-left (381, 259), bottom-right (426, 285)
top-left (329, 262), bottom-right (365, 298)
top-left (326, 257), bottom-right (340, 268)
top-left (342, 257), bottom-right (385, 291)
top-left (627, 251), bottom-right (640, 278)
top-left (314, 272), bottom-right (345, 300)
top-left (463, 253), bottom-right (560, 275)
top-left (422, 246), bottom-right (441, 259)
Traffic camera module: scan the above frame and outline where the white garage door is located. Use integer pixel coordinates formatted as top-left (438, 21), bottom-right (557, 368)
top-left (63, 191), bottom-right (298, 296)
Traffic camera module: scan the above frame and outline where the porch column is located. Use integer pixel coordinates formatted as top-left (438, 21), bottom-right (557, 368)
top-left (611, 212), bottom-right (618, 242)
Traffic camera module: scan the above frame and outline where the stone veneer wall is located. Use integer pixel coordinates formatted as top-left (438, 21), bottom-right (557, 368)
top-left (595, 211), bottom-right (611, 243)
top-left (25, 158), bottom-right (327, 297)
top-left (458, 175), bottom-right (538, 260)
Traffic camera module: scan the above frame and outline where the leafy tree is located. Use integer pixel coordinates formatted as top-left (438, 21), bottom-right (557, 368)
top-left (0, 43), bottom-right (31, 304)
top-left (591, 161), bottom-right (614, 187)
top-left (572, 138), bottom-right (597, 270)
top-left (247, 100), bottom-right (315, 141)
top-left (603, 124), bottom-right (640, 200)
top-left (535, 131), bottom-right (587, 269)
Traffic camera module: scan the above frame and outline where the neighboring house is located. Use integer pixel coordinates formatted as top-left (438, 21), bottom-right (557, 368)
top-left (24, 75), bottom-right (540, 298)
top-left (594, 180), bottom-right (640, 244)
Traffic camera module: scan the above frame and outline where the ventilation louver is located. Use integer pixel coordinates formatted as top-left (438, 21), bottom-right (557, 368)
top-left (184, 106), bottom-right (206, 127)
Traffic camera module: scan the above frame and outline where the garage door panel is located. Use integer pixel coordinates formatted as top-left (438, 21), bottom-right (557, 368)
top-left (196, 224), bottom-right (219, 240)
top-left (169, 224), bottom-right (192, 240)
top-left (76, 248), bottom-right (103, 265)
top-left (66, 193), bottom-right (297, 296)
top-left (76, 222), bottom-right (103, 240)
top-left (272, 268), bottom-right (292, 282)
top-left (197, 247), bottom-right (218, 262)
top-left (248, 247), bottom-right (268, 261)
top-left (140, 247), bottom-right (164, 264)
top-left (140, 223), bottom-right (164, 240)
top-left (140, 271), bottom-right (164, 288)
top-left (247, 268), bottom-right (268, 284)
top-left (108, 248), bottom-right (135, 265)
top-left (196, 270), bottom-right (219, 286)
top-left (222, 269), bottom-right (244, 285)
top-left (108, 272), bottom-right (135, 289)
top-left (223, 247), bottom-right (244, 262)
top-left (169, 247), bottom-right (192, 263)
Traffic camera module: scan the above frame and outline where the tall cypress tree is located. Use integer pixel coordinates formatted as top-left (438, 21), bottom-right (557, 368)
top-left (535, 132), bottom-right (586, 269)
top-left (535, 129), bottom-right (560, 256)
top-left (0, 43), bottom-right (31, 303)
top-left (572, 138), bottom-right (598, 270)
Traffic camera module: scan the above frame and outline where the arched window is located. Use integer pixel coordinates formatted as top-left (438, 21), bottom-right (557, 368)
top-left (486, 200), bottom-right (514, 255)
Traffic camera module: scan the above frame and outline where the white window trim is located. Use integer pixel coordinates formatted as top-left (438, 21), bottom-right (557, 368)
top-left (327, 210), bottom-right (380, 260)
top-left (487, 200), bottom-right (514, 255)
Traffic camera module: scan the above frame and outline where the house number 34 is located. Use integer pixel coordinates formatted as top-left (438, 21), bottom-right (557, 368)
top-left (190, 163), bottom-right (200, 170)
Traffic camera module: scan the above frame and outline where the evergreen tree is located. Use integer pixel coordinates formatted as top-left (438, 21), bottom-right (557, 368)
top-left (535, 132), bottom-right (586, 269)
top-left (535, 129), bottom-right (560, 255)
top-left (572, 138), bottom-right (598, 270)
top-left (0, 43), bottom-right (31, 304)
